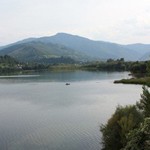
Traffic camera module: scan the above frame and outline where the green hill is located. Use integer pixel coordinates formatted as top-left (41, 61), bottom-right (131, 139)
top-left (1, 33), bottom-right (150, 63)
top-left (0, 41), bottom-right (88, 63)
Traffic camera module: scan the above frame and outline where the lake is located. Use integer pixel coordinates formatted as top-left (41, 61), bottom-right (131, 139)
top-left (0, 71), bottom-right (142, 150)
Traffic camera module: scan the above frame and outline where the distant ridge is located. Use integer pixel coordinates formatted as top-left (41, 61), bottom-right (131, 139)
top-left (125, 43), bottom-right (150, 55)
top-left (0, 33), bottom-right (150, 63)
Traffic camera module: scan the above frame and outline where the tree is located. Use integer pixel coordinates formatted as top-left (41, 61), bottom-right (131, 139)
top-left (123, 118), bottom-right (150, 150)
top-left (100, 105), bottom-right (143, 150)
top-left (137, 85), bottom-right (150, 117)
top-left (130, 62), bottom-right (147, 75)
top-left (146, 61), bottom-right (150, 76)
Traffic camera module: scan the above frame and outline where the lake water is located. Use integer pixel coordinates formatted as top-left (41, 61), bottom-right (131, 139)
top-left (0, 71), bottom-right (142, 150)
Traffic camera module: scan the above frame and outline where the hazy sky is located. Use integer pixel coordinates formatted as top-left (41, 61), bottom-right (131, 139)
top-left (0, 0), bottom-right (150, 45)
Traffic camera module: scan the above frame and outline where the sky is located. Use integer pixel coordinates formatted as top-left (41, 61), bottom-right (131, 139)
top-left (0, 0), bottom-right (150, 45)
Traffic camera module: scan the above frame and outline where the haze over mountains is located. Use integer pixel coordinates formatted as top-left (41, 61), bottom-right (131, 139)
top-left (0, 33), bottom-right (150, 63)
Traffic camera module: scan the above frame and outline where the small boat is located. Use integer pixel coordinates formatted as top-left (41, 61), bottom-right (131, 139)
top-left (66, 83), bottom-right (70, 85)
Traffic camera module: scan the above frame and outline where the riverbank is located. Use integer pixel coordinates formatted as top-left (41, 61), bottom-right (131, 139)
top-left (114, 76), bottom-right (150, 87)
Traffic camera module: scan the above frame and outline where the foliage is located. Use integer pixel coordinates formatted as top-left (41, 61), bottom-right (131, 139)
top-left (123, 118), bottom-right (150, 150)
top-left (130, 61), bottom-right (147, 75)
top-left (101, 86), bottom-right (150, 150)
top-left (22, 63), bottom-right (48, 70)
top-left (0, 55), bottom-right (50, 74)
top-left (82, 58), bottom-right (130, 71)
top-left (37, 56), bottom-right (76, 64)
top-left (0, 55), bottom-right (21, 74)
top-left (137, 86), bottom-right (150, 117)
top-left (146, 61), bottom-right (150, 76)
top-left (114, 61), bottom-right (150, 87)
top-left (114, 77), bottom-right (150, 87)
top-left (0, 55), bottom-right (18, 64)
top-left (123, 86), bottom-right (150, 149)
top-left (100, 105), bottom-right (143, 150)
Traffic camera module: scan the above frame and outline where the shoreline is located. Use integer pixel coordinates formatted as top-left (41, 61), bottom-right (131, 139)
top-left (114, 77), bottom-right (150, 87)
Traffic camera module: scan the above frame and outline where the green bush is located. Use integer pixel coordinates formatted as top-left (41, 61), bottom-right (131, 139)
top-left (123, 118), bottom-right (150, 150)
top-left (137, 86), bottom-right (150, 117)
top-left (100, 105), bottom-right (143, 150)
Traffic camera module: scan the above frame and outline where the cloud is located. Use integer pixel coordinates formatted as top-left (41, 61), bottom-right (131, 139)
top-left (0, 0), bottom-right (150, 45)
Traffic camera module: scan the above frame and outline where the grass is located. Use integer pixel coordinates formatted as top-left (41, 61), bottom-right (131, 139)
top-left (49, 64), bottom-right (81, 71)
top-left (114, 77), bottom-right (150, 87)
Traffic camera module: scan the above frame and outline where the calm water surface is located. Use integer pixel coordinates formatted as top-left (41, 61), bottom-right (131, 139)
top-left (0, 71), bottom-right (142, 150)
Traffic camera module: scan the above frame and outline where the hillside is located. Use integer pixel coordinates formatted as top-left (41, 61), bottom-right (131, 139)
top-left (0, 41), bottom-right (88, 63)
top-left (36, 33), bottom-right (142, 61)
top-left (140, 52), bottom-right (150, 61)
top-left (0, 33), bottom-right (150, 63)
top-left (125, 43), bottom-right (150, 55)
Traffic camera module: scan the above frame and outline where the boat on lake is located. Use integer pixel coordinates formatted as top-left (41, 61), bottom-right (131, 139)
top-left (66, 83), bottom-right (70, 85)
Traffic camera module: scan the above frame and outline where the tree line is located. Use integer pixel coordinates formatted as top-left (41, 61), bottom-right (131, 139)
top-left (82, 58), bottom-right (150, 75)
top-left (100, 86), bottom-right (150, 149)
top-left (1, 55), bottom-right (150, 76)
top-left (100, 58), bottom-right (150, 149)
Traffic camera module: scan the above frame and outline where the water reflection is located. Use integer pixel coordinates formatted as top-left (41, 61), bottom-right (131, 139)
top-left (0, 71), bottom-right (142, 150)
top-left (0, 70), bottom-right (129, 83)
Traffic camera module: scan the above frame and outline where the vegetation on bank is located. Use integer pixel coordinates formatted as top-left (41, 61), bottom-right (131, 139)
top-left (100, 85), bottom-right (150, 150)
top-left (114, 77), bottom-right (150, 87)
top-left (0, 56), bottom-right (130, 74)
top-left (114, 60), bottom-right (150, 87)
top-left (0, 55), bottom-right (150, 79)
top-left (0, 55), bottom-right (21, 74)
top-left (104, 60), bottom-right (150, 149)
top-left (0, 55), bottom-right (49, 75)
top-left (49, 64), bottom-right (81, 71)
top-left (81, 58), bottom-right (130, 71)
top-left (82, 58), bottom-right (150, 74)
top-left (82, 59), bottom-right (150, 87)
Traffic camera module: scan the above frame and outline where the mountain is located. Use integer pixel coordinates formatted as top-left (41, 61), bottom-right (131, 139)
top-left (140, 52), bottom-right (150, 61)
top-left (125, 43), bottom-right (150, 55)
top-left (125, 43), bottom-right (150, 61)
top-left (0, 33), bottom-right (150, 63)
top-left (0, 41), bottom-right (88, 63)
top-left (35, 33), bottom-right (141, 60)
top-left (0, 46), bottom-right (6, 50)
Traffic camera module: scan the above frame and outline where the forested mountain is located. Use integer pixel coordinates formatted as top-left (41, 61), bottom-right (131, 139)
top-left (0, 41), bottom-right (88, 63)
top-left (0, 33), bottom-right (150, 63)
top-left (36, 33), bottom-right (141, 60)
